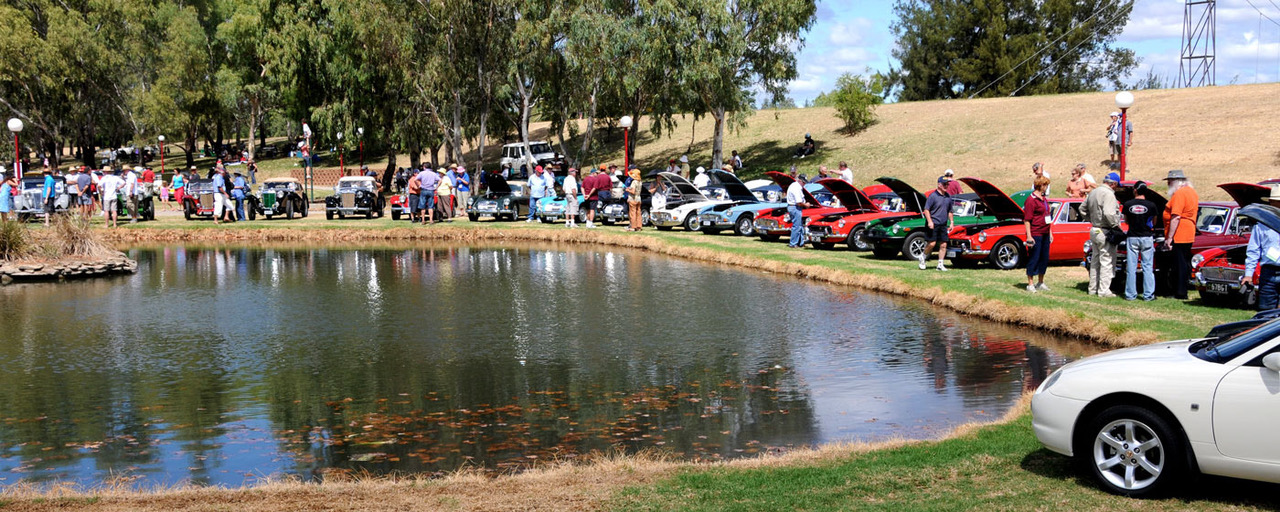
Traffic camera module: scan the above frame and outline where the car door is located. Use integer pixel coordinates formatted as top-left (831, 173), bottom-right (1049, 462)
top-left (1049, 201), bottom-right (1091, 261)
top-left (1212, 346), bottom-right (1280, 464)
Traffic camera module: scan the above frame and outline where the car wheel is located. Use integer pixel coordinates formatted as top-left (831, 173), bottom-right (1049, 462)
top-left (655, 225), bottom-right (672, 231)
top-left (286, 199), bottom-right (295, 220)
top-left (184, 203), bottom-right (194, 221)
top-left (1081, 405), bottom-right (1185, 498)
top-left (248, 207), bottom-right (257, 221)
top-left (326, 209), bottom-right (334, 220)
top-left (703, 228), bottom-right (721, 235)
top-left (266, 213), bottom-right (273, 220)
top-left (683, 213), bottom-right (700, 232)
top-left (467, 213), bottom-right (478, 222)
top-left (872, 243), bottom-right (899, 258)
top-left (392, 210), bottom-right (401, 221)
top-left (641, 209), bottom-right (651, 227)
top-left (847, 226), bottom-right (870, 251)
top-left (734, 215), bottom-right (755, 236)
top-left (301, 198), bottom-right (309, 218)
top-left (540, 214), bottom-right (553, 224)
top-left (902, 233), bottom-right (928, 261)
top-left (989, 238), bottom-right (1023, 270)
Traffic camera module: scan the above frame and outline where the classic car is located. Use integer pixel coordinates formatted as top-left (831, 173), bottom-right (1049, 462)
top-left (651, 172), bottom-right (733, 231)
top-left (695, 170), bottom-right (778, 235)
top-left (744, 179), bottom-right (783, 203)
top-left (465, 175), bottom-right (528, 222)
top-left (1032, 314), bottom-right (1280, 497)
top-left (536, 193), bottom-right (586, 223)
top-left (946, 178), bottom-right (1090, 269)
top-left (803, 179), bottom-right (919, 250)
top-left (253, 177), bottom-right (309, 220)
top-left (751, 178), bottom-right (852, 242)
top-left (1190, 190), bottom-right (1275, 306)
top-left (324, 176), bottom-right (385, 220)
top-left (182, 179), bottom-right (219, 220)
top-left (599, 185), bottom-right (655, 226)
top-left (114, 184), bottom-right (157, 221)
top-left (862, 177), bottom-right (1027, 259)
top-left (11, 176), bottom-right (70, 221)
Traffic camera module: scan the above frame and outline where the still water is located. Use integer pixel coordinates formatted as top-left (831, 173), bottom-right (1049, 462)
top-left (0, 244), bottom-right (1085, 488)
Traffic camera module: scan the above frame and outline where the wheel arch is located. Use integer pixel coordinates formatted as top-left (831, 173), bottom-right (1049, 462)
top-left (1071, 392), bottom-right (1200, 475)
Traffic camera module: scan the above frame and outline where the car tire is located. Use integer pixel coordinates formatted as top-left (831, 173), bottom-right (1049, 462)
top-left (641, 209), bottom-right (651, 227)
top-left (902, 233), bottom-right (928, 261)
top-left (302, 201), bottom-right (309, 218)
top-left (872, 244), bottom-right (900, 258)
top-left (266, 213), bottom-right (273, 220)
top-left (989, 238), bottom-right (1024, 270)
top-left (1079, 405), bottom-right (1185, 498)
top-left (248, 208), bottom-right (257, 221)
top-left (703, 228), bottom-right (721, 235)
top-left (683, 213), bottom-right (701, 232)
top-left (184, 203), bottom-right (194, 221)
top-left (734, 215), bottom-right (755, 237)
top-left (655, 225), bottom-right (672, 231)
top-left (540, 214), bottom-right (553, 224)
top-left (392, 210), bottom-right (401, 221)
top-left (847, 226), bottom-right (870, 251)
top-left (467, 213), bottom-right (478, 222)
top-left (326, 210), bottom-right (334, 220)
top-left (286, 200), bottom-right (295, 220)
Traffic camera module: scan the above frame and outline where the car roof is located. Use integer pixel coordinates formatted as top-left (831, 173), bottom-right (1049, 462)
top-left (265, 177), bottom-right (301, 185)
top-left (338, 176), bottom-right (375, 184)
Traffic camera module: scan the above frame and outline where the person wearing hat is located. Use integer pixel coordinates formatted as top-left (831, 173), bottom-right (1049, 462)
top-left (231, 171), bottom-right (249, 220)
top-left (679, 155), bottom-right (690, 179)
top-left (434, 166), bottom-right (453, 219)
top-left (562, 168), bottom-right (579, 228)
top-left (786, 174), bottom-right (811, 248)
top-left (1243, 187), bottom-right (1280, 309)
top-left (793, 133), bottom-right (815, 158)
top-left (527, 165), bottom-right (554, 222)
top-left (943, 169), bottom-right (962, 195)
top-left (1082, 172), bottom-right (1122, 297)
top-left (211, 166), bottom-right (233, 224)
top-left (40, 166), bottom-right (57, 225)
top-left (1162, 169), bottom-right (1198, 299)
top-left (75, 165), bottom-right (93, 218)
top-left (582, 165), bottom-right (606, 228)
top-left (0, 171), bottom-right (15, 223)
top-left (919, 175), bottom-right (955, 271)
top-left (1107, 111), bottom-right (1133, 167)
top-left (452, 165), bottom-right (470, 216)
top-left (98, 168), bottom-right (124, 228)
top-left (666, 158), bottom-right (680, 177)
top-left (1122, 183), bottom-right (1159, 301)
top-left (690, 166), bottom-right (708, 188)
top-left (626, 169), bottom-right (643, 231)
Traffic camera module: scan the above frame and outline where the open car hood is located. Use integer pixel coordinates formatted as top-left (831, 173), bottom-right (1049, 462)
top-left (707, 170), bottom-right (757, 202)
top-left (1113, 181), bottom-right (1168, 230)
top-left (816, 178), bottom-right (878, 213)
top-left (958, 177), bottom-right (1023, 221)
top-left (661, 172), bottom-right (710, 201)
top-left (1220, 182), bottom-right (1271, 208)
top-left (765, 171), bottom-right (819, 206)
top-left (874, 177), bottom-right (927, 213)
top-left (486, 175), bottom-right (512, 194)
top-left (1241, 204), bottom-right (1280, 235)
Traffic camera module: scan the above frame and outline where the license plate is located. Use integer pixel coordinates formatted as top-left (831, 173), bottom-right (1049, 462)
top-left (702, 221), bottom-right (713, 226)
top-left (1208, 283), bottom-right (1230, 294)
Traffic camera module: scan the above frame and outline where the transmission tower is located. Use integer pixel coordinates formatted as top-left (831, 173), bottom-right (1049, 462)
top-left (1179, 0), bottom-right (1216, 87)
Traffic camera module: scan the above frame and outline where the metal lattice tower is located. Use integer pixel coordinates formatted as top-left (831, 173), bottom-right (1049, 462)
top-left (1179, 0), bottom-right (1216, 87)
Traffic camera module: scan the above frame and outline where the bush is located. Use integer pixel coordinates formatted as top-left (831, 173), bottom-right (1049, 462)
top-left (48, 215), bottom-right (114, 259)
top-left (0, 221), bottom-right (29, 260)
top-left (828, 72), bottom-right (885, 134)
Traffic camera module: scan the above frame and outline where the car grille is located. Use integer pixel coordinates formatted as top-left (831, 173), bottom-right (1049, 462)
top-left (545, 204), bottom-right (563, 213)
top-left (479, 202), bottom-right (497, 211)
top-left (262, 192), bottom-right (277, 208)
top-left (341, 193), bottom-right (355, 208)
top-left (604, 204), bottom-right (624, 215)
top-left (1202, 267), bottom-right (1243, 282)
top-left (199, 194), bottom-right (214, 209)
top-left (699, 213), bottom-right (722, 223)
top-left (808, 226), bottom-right (831, 236)
top-left (867, 226), bottom-right (890, 237)
top-left (757, 219), bottom-right (779, 229)
top-left (652, 211), bottom-right (672, 222)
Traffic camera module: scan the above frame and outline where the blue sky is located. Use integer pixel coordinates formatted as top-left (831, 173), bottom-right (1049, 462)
top-left (788, 0), bottom-right (1280, 104)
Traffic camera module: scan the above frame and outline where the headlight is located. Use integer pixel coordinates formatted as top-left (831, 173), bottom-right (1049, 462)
top-left (804, 217), bottom-right (812, 226)
top-left (1036, 369), bottom-right (1063, 394)
top-left (1191, 254), bottom-right (1205, 269)
top-left (977, 232), bottom-right (986, 243)
top-left (891, 225), bottom-right (901, 234)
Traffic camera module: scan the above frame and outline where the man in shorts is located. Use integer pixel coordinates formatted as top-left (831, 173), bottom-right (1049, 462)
top-left (99, 169), bottom-right (124, 228)
top-left (76, 166), bottom-right (92, 218)
top-left (584, 165), bottom-right (606, 228)
top-left (42, 167), bottom-right (57, 225)
top-left (918, 175), bottom-right (955, 271)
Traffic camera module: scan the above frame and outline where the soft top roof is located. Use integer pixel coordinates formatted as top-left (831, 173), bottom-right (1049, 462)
top-left (264, 177), bottom-right (301, 185)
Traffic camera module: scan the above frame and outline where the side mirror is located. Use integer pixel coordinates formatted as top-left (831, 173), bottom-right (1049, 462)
top-left (1264, 353), bottom-right (1280, 373)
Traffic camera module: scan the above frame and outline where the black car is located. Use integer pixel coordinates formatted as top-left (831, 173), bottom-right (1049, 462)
top-left (253, 177), bottom-right (309, 220)
top-left (324, 176), bottom-right (385, 220)
top-left (467, 175), bottom-right (528, 221)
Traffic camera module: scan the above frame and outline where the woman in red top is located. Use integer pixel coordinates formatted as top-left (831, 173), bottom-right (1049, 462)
top-left (1023, 176), bottom-right (1053, 293)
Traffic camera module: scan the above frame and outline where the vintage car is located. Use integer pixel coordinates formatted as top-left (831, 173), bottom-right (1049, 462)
top-left (536, 193), bottom-right (586, 223)
top-left (743, 179), bottom-right (783, 203)
top-left (862, 177), bottom-right (1027, 259)
top-left (751, 177), bottom-right (856, 242)
top-left (11, 176), bottom-right (70, 221)
top-left (946, 178), bottom-right (1090, 269)
top-left (1189, 186), bottom-right (1274, 306)
top-left (695, 170), bottom-right (779, 235)
top-left (182, 179), bottom-right (219, 220)
top-left (599, 185), bottom-right (656, 226)
top-left (651, 172), bottom-right (734, 231)
top-left (253, 177), bottom-right (309, 220)
top-left (803, 179), bottom-right (919, 250)
top-left (466, 175), bottom-right (528, 221)
top-left (114, 185), bottom-right (157, 221)
top-left (324, 176), bottom-right (385, 220)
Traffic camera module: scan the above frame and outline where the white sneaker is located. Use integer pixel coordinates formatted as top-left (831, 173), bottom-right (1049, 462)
top-left (1027, 284), bottom-right (1038, 293)
top-left (526, 219), bottom-right (534, 223)
top-left (917, 254), bottom-right (927, 270)
top-left (936, 264), bottom-right (948, 272)
top-left (1037, 283), bottom-right (1050, 291)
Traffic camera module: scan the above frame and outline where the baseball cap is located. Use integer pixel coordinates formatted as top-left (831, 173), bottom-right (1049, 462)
top-left (938, 175), bottom-right (951, 184)
top-left (1104, 172), bottom-right (1121, 183)
top-left (943, 169), bottom-right (954, 176)
top-left (534, 165), bottom-right (543, 172)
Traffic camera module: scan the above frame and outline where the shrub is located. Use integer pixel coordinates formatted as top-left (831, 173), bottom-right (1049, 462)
top-left (48, 215), bottom-right (115, 259)
top-left (0, 221), bottom-right (29, 260)
top-left (828, 72), bottom-right (885, 134)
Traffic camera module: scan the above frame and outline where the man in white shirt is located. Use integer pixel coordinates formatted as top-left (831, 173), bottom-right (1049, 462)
top-left (692, 167), bottom-right (709, 188)
top-left (786, 175), bottom-right (811, 248)
top-left (99, 170), bottom-right (124, 228)
top-left (124, 167), bottom-right (140, 222)
top-left (838, 161), bottom-right (853, 183)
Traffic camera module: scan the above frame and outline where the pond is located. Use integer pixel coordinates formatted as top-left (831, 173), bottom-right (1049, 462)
top-left (0, 244), bottom-right (1088, 488)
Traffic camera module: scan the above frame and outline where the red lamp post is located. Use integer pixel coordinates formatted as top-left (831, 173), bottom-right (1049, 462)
top-left (337, 131), bottom-right (345, 176)
top-left (619, 115), bottom-right (633, 171)
top-left (7, 118), bottom-right (22, 178)
top-left (158, 135), bottom-right (166, 176)
top-left (1115, 91), bottom-right (1134, 181)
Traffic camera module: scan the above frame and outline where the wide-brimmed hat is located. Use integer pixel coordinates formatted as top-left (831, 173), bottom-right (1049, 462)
top-left (628, 169), bottom-right (640, 179)
top-left (1269, 186), bottom-right (1280, 203)
top-left (1163, 169), bottom-right (1188, 181)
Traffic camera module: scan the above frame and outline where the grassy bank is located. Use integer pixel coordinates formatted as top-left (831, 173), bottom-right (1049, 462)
top-left (1, 215), bottom-right (1268, 510)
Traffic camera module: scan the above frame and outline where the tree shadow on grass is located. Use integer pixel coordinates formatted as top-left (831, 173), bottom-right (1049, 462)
top-left (1020, 448), bottom-right (1280, 506)
top-left (731, 139), bottom-right (839, 181)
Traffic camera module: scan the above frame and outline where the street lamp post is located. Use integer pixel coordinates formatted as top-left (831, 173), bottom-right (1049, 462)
top-left (7, 118), bottom-right (23, 178)
top-left (619, 116), bottom-right (633, 171)
top-left (357, 127), bottom-right (364, 168)
top-left (158, 135), bottom-right (166, 176)
top-left (337, 131), bottom-right (345, 176)
top-left (1114, 91), bottom-right (1134, 181)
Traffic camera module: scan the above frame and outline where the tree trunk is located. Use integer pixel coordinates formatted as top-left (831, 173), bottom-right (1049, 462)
top-left (711, 106), bottom-right (725, 170)
top-left (215, 120), bottom-right (224, 157)
top-left (577, 81), bottom-right (599, 167)
top-left (408, 139), bottom-right (421, 169)
top-left (382, 152), bottom-right (396, 191)
top-left (450, 89), bottom-right (464, 168)
top-left (185, 125), bottom-right (197, 168)
top-left (246, 96), bottom-right (260, 161)
top-left (429, 143), bottom-right (439, 168)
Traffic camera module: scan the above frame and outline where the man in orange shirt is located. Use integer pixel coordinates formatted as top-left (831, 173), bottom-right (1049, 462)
top-left (1162, 169), bottom-right (1198, 299)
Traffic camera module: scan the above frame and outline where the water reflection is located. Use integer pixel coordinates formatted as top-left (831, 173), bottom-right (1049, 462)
top-left (0, 245), bottom-right (1085, 488)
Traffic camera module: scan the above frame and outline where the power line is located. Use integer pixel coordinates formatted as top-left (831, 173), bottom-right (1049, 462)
top-left (1244, 0), bottom-right (1280, 27)
top-left (1006, 4), bottom-right (1136, 96)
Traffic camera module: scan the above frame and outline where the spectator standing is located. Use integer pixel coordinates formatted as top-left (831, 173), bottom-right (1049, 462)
top-left (838, 162), bottom-right (853, 184)
top-left (626, 169), bottom-right (644, 232)
top-left (65, 167), bottom-right (82, 215)
top-left (943, 169), bottom-right (963, 196)
top-left (123, 167), bottom-right (139, 223)
top-left (435, 168), bottom-right (453, 219)
top-left (211, 167), bottom-right (232, 224)
top-left (563, 168), bottom-right (580, 228)
top-left (231, 172), bottom-right (249, 221)
top-left (1066, 164), bottom-right (1097, 198)
top-left (786, 174), bottom-right (810, 248)
top-left (42, 168), bottom-right (56, 225)
top-left (172, 168), bottom-right (187, 208)
top-left (679, 155), bottom-right (690, 179)
top-left (76, 167), bottom-right (92, 218)
top-left (1107, 112), bottom-right (1133, 167)
top-left (693, 166), bottom-right (710, 188)
top-left (453, 165), bottom-right (471, 215)
top-left (1162, 170), bottom-right (1198, 299)
top-left (1023, 176), bottom-right (1053, 292)
top-left (0, 173), bottom-right (13, 222)
top-left (919, 176), bottom-right (954, 271)
top-left (1243, 187), bottom-right (1280, 309)
top-left (527, 165), bottom-right (554, 222)
top-left (1122, 183), bottom-right (1158, 301)
top-left (394, 168), bottom-right (406, 193)
top-left (406, 171), bottom-right (422, 222)
top-left (665, 159), bottom-right (680, 177)
top-left (247, 159), bottom-right (258, 184)
top-left (416, 166), bottom-right (439, 224)
top-left (1082, 172), bottom-right (1122, 297)
top-left (1031, 162), bottom-right (1051, 197)
top-left (583, 166), bottom-right (607, 229)
top-left (99, 170), bottom-right (124, 228)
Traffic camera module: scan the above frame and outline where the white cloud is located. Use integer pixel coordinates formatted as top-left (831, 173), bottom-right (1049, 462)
top-left (788, 77), bottom-right (824, 93)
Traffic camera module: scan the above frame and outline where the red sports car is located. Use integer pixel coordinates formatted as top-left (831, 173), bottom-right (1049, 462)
top-left (804, 182), bottom-right (919, 250)
top-left (752, 178), bottom-right (886, 244)
top-left (946, 178), bottom-right (1090, 269)
top-left (1189, 182), bottom-right (1271, 306)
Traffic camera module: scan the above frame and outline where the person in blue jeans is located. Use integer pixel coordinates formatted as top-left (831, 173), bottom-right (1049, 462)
top-left (1244, 188), bottom-right (1280, 309)
top-left (786, 174), bottom-right (810, 248)
top-left (527, 165), bottom-right (554, 222)
top-left (1122, 184), bottom-right (1158, 301)
top-left (1023, 177), bottom-right (1052, 292)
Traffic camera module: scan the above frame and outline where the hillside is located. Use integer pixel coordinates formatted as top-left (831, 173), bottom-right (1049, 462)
top-left (517, 82), bottom-right (1279, 201)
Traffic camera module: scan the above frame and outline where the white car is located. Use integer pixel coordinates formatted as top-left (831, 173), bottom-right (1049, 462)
top-left (1032, 317), bottom-right (1280, 497)
top-left (650, 172), bottom-right (731, 232)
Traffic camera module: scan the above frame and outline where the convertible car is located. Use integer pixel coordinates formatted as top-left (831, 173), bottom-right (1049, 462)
top-left (11, 177), bottom-right (70, 222)
top-left (1189, 185), bottom-right (1273, 306)
top-left (696, 170), bottom-right (787, 236)
top-left (253, 177), bottom-right (309, 220)
top-left (465, 175), bottom-right (528, 221)
top-left (803, 180), bottom-right (919, 250)
top-left (946, 178), bottom-right (1090, 269)
top-left (863, 177), bottom-right (1026, 259)
top-left (182, 179), bottom-right (219, 220)
top-left (753, 178), bottom-right (888, 245)
top-left (324, 176), bottom-right (385, 220)
top-left (651, 173), bottom-right (734, 231)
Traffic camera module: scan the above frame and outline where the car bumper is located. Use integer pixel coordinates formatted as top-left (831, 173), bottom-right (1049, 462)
top-left (804, 228), bottom-right (845, 244)
top-left (699, 218), bottom-right (734, 229)
top-left (541, 211), bottom-right (569, 220)
top-left (651, 214), bottom-right (682, 227)
top-left (1031, 390), bottom-right (1089, 457)
top-left (1194, 275), bottom-right (1251, 298)
top-left (467, 207), bottom-right (513, 218)
top-left (946, 240), bottom-right (988, 259)
top-left (328, 207), bottom-right (371, 214)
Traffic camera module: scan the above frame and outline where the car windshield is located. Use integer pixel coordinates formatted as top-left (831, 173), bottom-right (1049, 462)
top-left (21, 180), bottom-right (42, 191)
top-left (337, 181), bottom-right (373, 191)
top-left (265, 182), bottom-right (295, 191)
top-left (951, 199), bottom-right (975, 216)
top-left (1197, 206), bottom-right (1231, 234)
top-left (528, 143), bottom-right (552, 155)
top-left (508, 184), bottom-right (526, 195)
top-left (1203, 317), bottom-right (1280, 362)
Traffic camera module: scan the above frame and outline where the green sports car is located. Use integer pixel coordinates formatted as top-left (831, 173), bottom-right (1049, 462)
top-left (864, 177), bottom-right (1029, 260)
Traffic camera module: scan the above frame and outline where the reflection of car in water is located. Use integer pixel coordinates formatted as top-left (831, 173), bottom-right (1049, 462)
top-left (324, 176), bottom-right (385, 220)
top-left (1033, 315), bottom-right (1280, 498)
top-left (253, 177), bottom-right (309, 220)
top-left (466, 175), bottom-right (528, 222)
top-left (12, 177), bottom-right (70, 222)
